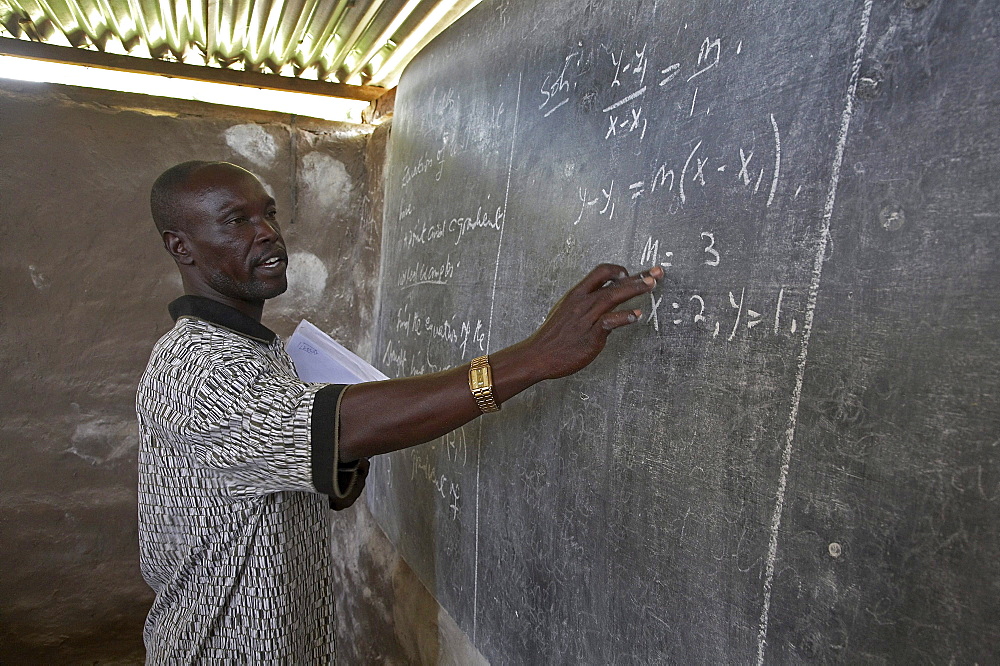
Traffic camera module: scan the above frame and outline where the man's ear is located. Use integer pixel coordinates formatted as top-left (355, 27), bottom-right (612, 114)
top-left (163, 230), bottom-right (195, 265)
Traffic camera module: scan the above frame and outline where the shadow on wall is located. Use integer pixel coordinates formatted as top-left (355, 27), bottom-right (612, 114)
top-left (331, 499), bottom-right (489, 665)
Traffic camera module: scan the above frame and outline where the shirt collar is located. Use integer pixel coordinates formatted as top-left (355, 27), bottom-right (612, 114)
top-left (168, 295), bottom-right (277, 344)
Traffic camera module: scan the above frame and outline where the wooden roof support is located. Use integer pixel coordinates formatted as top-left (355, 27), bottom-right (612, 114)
top-left (0, 37), bottom-right (385, 102)
top-left (362, 86), bottom-right (395, 124)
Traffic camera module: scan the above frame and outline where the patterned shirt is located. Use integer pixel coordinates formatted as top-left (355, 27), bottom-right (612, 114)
top-left (136, 296), bottom-right (360, 664)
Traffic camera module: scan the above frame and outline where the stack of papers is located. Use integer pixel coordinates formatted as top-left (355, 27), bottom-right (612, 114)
top-left (286, 319), bottom-right (389, 384)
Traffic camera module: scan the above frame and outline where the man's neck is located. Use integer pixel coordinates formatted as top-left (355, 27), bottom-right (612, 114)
top-left (181, 284), bottom-right (265, 322)
top-left (200, 294), bottom-right (264, 322)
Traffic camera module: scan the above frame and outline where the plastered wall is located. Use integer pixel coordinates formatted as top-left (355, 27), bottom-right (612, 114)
top-left (0, 79), bottom-right (483, 664)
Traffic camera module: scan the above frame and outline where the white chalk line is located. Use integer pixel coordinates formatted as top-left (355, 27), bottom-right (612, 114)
top-left (755, 1), bottom-right (873, 664)
top-left (767, 113), bottom-right (781, 207)
top-left (474, 70), bottom-right (522, 644)
top-left (544, 97), bottom-right (570, 117)
top-left (679, 139), bottom-right (703, 204)
top-left (602, 86), bottom-right (647, 113)
top-left (399, 279), bottom-right (448, 290)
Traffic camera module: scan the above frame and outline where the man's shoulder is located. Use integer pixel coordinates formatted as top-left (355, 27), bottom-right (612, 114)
top-left (138, 317), bottom-right (281, 415)
top-left (147, 316), bottom-right (272, 374)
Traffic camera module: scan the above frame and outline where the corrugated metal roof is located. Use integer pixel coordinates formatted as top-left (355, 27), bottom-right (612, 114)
top-left (0, 0), bottom-right (481, 92)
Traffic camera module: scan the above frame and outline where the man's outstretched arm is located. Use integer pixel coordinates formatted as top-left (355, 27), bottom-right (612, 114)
top-left (337, 263), bottom-right (663, 461)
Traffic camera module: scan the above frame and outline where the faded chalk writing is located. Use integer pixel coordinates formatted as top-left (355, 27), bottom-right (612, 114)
top-left (397, 255), bottom-right (459, 289)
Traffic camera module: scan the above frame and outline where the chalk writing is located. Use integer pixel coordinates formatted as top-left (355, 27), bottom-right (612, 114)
top-left (637, 232), bottom-right (799, 340)
top-left (573, 187), bottom-right (601, 224)
top-left (687, 37), bottom-right (721, 82)
top-left (402, 426), bottom-right (470, 521)
top-left (602, 43), bottom-right (649, 142)
top-left (394, 304), bottom-right (485, 358)
top-left (409, 448), bottom-right (462, 520)
top-left (702, 232), bottom-right (720, 266)
top-left (443, 427), bottom-right (469, 466)
top-left (640, 235), bottom-right (673, 269)
top-left (767, 113), bottom-right (782, 207)
top-left (599, 181), bottom-right (616, 219)
top-left (397, 254), bottom-right (459, 289)
top-left (400, 204), bottom-right (505, 248)
top-left (643, 284), bottom-right (798, 342)
top-left (639, 232), bottom-right (717, 269)
top-left (540, 50), bottom-right (583, 117)
top-left (531, 37), bottom-right (787, 230)
top-left (380, 339), bottom-right (447, 377)
top-left (401, 153), bottom-right (436, 190)
top-left (571, 109), bottom-right (781, 227)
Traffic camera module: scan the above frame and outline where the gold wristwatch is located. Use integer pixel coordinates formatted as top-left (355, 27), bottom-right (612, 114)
top-left (469, 355), bottom-right (500, 413)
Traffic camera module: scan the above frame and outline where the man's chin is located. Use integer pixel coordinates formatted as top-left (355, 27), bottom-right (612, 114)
top-left (260, 280), bottom-right (288, 301)
top-left (209, 276), bottom-right (287, 303)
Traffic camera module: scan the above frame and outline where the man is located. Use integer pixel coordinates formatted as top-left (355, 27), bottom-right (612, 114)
top-left (137, 160), bottom-right (662, 662)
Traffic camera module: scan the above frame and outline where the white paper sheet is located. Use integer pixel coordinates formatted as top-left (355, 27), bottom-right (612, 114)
top-left (286, 319), bottom-right (389, 384)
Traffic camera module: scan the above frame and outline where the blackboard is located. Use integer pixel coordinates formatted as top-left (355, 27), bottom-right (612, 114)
top-left (366, 0), bottom-right (1000, 661)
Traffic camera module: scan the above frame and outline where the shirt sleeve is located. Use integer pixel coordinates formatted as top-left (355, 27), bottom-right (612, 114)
top-left (310, 383), bottom-right (363, 501)
top-left (182, 353), bottom-right (351, 499)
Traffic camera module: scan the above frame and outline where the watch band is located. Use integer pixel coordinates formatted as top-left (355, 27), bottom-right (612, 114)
top-left (469, 355), bottom-right (500, 413)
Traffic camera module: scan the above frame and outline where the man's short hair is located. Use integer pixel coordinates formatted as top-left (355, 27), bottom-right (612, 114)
top-left (150, 160), bottom-right (219, 234)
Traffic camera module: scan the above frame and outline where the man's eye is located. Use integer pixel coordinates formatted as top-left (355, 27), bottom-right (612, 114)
top-left (227, 217), bottom-right (246, 225)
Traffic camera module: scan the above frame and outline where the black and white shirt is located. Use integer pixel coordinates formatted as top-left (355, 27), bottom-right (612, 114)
top-left (136, 296), bottom-right (359, 663)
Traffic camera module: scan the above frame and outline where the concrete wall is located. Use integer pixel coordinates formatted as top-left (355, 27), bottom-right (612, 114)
top-left (0, 79), bottom-right (482, 664)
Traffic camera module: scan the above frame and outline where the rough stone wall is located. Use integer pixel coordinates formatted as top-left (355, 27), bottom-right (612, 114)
top-left (0, 79), bottom-right (481, 664)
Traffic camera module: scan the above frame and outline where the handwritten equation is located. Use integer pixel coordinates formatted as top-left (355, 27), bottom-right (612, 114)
top-left (534, 33), bottom-right (803, 346)
top-left (539, 36), bottom-right (783, 223)
top-left (637, 232), bottom-right (800, 340)
top-left (539, 36), bottom-right (740, 136)
top-left (571, 116), bottom-right (781, 223)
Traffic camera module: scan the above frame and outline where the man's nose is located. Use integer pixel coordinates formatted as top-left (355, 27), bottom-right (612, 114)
top-left (255, 217), bottom-right (281, 242)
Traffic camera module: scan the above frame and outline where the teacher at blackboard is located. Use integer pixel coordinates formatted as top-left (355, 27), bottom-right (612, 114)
top-left (135, 160), bottom-right (663, 663)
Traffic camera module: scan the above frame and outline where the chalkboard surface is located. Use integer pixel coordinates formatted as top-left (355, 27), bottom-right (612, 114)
top-left (367, 0), bottom-right (1000, 662)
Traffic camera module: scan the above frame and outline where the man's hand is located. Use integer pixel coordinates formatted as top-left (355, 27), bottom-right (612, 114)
top-left (338, 263), bottom-right (663, 462)
top-left (514, 263), bottom-right (664, 381)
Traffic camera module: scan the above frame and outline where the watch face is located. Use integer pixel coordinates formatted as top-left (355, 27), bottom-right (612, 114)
top-left (471, 367), bottom-right (490, 389)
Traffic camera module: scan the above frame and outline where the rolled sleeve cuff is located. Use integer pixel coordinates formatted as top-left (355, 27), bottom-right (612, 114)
top-left (310, 383), bottom-right (360, 500)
